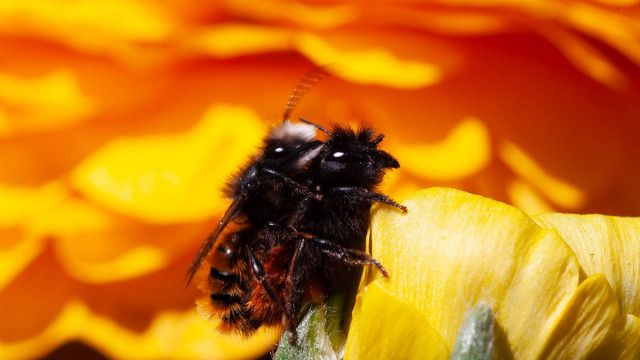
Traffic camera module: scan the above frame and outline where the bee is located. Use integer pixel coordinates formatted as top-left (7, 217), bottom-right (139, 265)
top-left (190, 69), bottom-right (406, 344)
top-left (269, 123), bottom-right (407, 339)
top-left (190, 122), bottom-right (323, 333)
top-left (188, 69), bottom-right (327, 332)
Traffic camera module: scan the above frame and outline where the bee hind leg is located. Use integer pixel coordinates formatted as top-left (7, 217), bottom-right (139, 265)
top-left (246, 243), bottom-right (289, 317)
top-left (284, 238), bottom-right (311, 346)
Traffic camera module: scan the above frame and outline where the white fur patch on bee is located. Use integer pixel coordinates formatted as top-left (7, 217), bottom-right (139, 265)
top-left (269, 120), bottom-right (316, 142)
top-left (295, 144), bottom-right (325, 169)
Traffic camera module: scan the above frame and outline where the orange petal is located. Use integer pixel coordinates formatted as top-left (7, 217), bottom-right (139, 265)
top-left (0, 70), bottom-right (94, 137)
top-left (40, 197), bottom-right (212, 283)
top-left (0, 183), bottom-right (66, 290)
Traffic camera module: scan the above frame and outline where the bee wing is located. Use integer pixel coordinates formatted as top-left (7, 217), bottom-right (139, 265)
top-left (186, 199), bottom-right (242, 284)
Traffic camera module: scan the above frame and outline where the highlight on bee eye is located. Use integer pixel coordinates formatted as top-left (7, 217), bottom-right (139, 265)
top-left (1, 2), bottom-right (639, 360)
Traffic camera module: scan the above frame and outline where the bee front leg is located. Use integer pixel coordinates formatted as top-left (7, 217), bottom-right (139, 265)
top-left (261, 168), bottom-right (322, 200)
top-left (334, 186), bottom-right (407, 213)
top-left (311, 237), bottom-right (389, 277)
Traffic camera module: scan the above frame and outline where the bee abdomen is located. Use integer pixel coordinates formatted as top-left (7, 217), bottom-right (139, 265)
top-left (210, 267), bottom-right (240, 283)
top-left (209, 272), bottom-right (262, 333)
top-left (210, 292), bottom-right (242, 306)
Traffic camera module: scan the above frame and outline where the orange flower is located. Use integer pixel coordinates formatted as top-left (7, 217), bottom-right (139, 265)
top-left (0, 0), bottom-right (639, 359)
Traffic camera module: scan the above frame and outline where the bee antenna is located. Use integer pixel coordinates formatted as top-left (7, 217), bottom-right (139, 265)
top-left (282, 66), bottom-right (329, 121)
top-left (299, 117), bottom-right (333, 136)
top-left (372, 134), bottom-right (385, 145)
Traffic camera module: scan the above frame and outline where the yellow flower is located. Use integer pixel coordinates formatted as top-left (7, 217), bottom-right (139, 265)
top-left (1, 0), bottom-right (639, 359)
top-left (345, 188), bottom-right (640, 359)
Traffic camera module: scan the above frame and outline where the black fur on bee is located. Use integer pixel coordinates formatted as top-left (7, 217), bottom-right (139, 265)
top-left (186, 120), bottom-right (324, 334)
top-left (277, 123), bottom-right (407, 338)
top-left (186, 120), bottom-right (324, 284)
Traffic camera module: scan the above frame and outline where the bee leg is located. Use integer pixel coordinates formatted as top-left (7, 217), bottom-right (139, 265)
top-left (246, 243), bottom-right (288, 315)
top-left (334, 187), bottom-right (407, 213)
top-left (261, 168), bottom-right (322, 200)
top-left (286, 198), bottom-right (312, 229)
top-left (367, 192), bottom-right (407, 213)
top-left (311, 237), bottom-right (389, 277)
top-left (284, 238), bottom-right (310, 345)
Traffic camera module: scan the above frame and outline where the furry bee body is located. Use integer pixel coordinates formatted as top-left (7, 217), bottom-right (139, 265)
top-left (278, 125), bottom-right (406, 328)
top-left (193, 124), bottom-right (406, 344)
top-left (190, 71), bottom-right (405, 345)
top-left (188, 120), bottom-right (324, 334)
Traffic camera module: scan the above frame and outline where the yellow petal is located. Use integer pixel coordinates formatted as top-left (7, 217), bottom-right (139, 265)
top-left (0, 183), bottom-right (65, 289)
top-left (499, 142), bottom-right (585, 209)
top-left (534, 213), bottom-right (640, 316)
top-left (563, 3), bottom-right (640, 68)
top-left (0, 303), bottom-right (280, 360)
top-left (0, 0), bottom-right (174, 63)
top-left (535, 23), bottom-right (627, 90)
top-left (369, 188), bottom-right (582, 358)
top-left (393, 118), bottom-right (491, 181)
top-left (594, 314), bottom-right (640, 359)
top-left (506, 180), bottom-right (554, 214)
top-left (537, 274), bottom-right (620, 359)
top-left (0, 70), bottom-right (94, 136)
top-left (344, 280), bottom-right (449, 359)
top-left (294, 32), bottom-right (443, 89)
top-left (185, 24), bottom-right (290, 58)
top-left (71, 105), bottom-right (264, 223)
top-left (222, 0), bottom-right (357, 29)
top-left (37, 198), bottom-right (211, 283)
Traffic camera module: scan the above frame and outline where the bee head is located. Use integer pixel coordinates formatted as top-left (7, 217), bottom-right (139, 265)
top-left (314, 126), bottom-right (399, 187)
top-left (262, 120), bottom-right (323, 171)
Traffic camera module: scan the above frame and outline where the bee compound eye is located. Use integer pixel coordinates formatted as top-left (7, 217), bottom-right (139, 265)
top-left (332, 151), bottom-right (344, 158)
top-left (274, 147), bottom-right (284, 153)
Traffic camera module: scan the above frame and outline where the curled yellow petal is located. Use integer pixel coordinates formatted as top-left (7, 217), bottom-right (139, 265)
top-left (537, 274), bottom-right (620, 359)
top-left (534, 213), bottom-right (640, 316)
top-left (595, 314), bottom-right (640, 359)
top-left (295, 33), bottom-right (443, 89)
top-left (345, 280), bottom-right (449, 360)
top-left (71, 105), bottom-right (264, 223)
top-left (393, 118), bottom-right (491, 181)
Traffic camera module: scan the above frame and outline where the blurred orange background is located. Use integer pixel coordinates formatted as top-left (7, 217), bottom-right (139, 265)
top-left (1, 1), bottom-right (639, 359)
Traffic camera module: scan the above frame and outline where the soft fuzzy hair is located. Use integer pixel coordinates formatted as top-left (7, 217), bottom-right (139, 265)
top-left (268, 120), bottom-right (317, 142)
